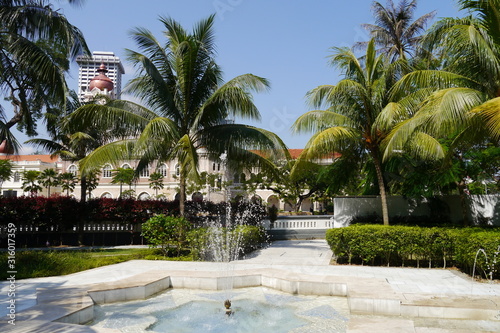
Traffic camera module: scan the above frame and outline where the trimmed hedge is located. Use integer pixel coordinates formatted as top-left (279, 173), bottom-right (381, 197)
top-left (326, 225), bottom-right (500, 279)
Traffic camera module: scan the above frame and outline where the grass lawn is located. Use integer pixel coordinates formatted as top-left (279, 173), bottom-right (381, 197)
top-left (0, 248), bottom-right (192, 280)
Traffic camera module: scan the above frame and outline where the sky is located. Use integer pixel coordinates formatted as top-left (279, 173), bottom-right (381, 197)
top-left (14, 0), bottom-right (464, 153)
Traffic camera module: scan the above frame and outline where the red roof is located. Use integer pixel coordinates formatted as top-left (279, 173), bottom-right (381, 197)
top-left (0, 154), bottom-right (59, 163)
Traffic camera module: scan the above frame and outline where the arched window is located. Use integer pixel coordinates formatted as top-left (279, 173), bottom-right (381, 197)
top-left (68, 165), bottom-right (78, 176)
top-left (212, 162), bottom-right (216, 171)
top-left (121, 163), bottom-right (131, 169)
top-left (140, 166), bottom-right (150, 178)
top-left (138, 192), bottom-right (151, 200)
top-left (102, 165), bottom-right (112, 178)
top-left (101, 192), bottom-right (112, 198)
top-left (157, 164), bottom-right (168, 177)
top-left (175, 164), bottom-right (180, 177)
top-left (192, 192), bottom-right (203, 202)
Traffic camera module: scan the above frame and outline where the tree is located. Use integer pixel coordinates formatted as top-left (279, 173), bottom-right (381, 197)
top-left (58, 172), bottom-right (76, 196)
top-left (293, 40), bottom-right (408, 225)
top-left (148, 172), bottom-right (164, 198)
top-left (67, 15), bottom-right (287, 216)
top-left (356, 0), bottom-right (435, 61)
top-left (382, 0), bottom-right (500, 224)
top-left (112, 167), bottom-right (135, 198)
top-left (0, 159), bottom-right (13, 195)
top-left (0, 0), bottom-right (89, 146)
top-left (243, 159), bottom-right (329, 212)
top-left (38, 168), bottom-right (58, 197)
top-left (21, 170), bottom-right (41, 196)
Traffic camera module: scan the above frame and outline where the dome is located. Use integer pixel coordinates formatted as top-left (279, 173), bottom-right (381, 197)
top-left (89, 63), bottom-right (113, 92)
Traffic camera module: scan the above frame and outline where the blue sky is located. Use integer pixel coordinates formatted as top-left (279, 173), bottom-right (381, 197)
top-left (17, 0), bottom-right (463, 152)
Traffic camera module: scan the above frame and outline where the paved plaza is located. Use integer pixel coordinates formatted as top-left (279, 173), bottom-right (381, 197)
top-left (1, 240), bottom-right (500, 332)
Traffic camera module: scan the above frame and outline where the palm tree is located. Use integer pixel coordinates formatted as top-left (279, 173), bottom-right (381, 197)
top-left (356, 0), bottom-right (435, 62)
top-left (382, 0), bottom-right (500, 224)
top-left (293, 40), bottom-right (408, 225)
top-left (148, 172), bottom-right (164, 197)
top-left (112, 167), bottom-right (135, 198)
top-left (68, 15), bottom-right (287, 216)
top-left (21, 170), bottom-right (41, 196)
top-left (38, 168), bottom-right (58, 197)
top-left (0, 0), bottom-right (89, 145)
top-left (58, 172), bottom-right (76, 196)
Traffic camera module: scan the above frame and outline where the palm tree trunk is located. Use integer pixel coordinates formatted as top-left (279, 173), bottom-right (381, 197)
top-left (371, 150), bottom-right (390, 225)
top-left (78, 175), bottom-right (88, 246)
top-left (457, 180), bottom-right (471, 226)
top-left (179, 173), bottom-right (186, 217)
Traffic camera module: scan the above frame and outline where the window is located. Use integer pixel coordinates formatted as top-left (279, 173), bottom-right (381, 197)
top-left (68, 165), bottom-right (78, 176)
top-left (13, 172), bottom-right (20, 182)
top-left (157, 164), bottom-right (168, 177)
top-left (175, 164), bottom-right (180, 177)
top-left (102, 165), bottom-right (112, 178)
top-left (140, 167), bottom-right (150, 178)
top-left (122, 163), bottom-right (131, 169)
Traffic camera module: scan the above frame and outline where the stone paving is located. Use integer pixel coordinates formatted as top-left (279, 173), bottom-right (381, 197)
top-left (1, 240), bottom-right (500, 332)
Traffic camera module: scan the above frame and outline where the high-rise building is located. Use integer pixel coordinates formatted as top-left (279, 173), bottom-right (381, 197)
top-left (76, 51), bottom-right (125, 102)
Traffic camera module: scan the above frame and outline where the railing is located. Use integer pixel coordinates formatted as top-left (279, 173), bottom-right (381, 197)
top-left (0, 223), bottom-right (137, 233)
top-left (263, 216), bottom-right (337, 230)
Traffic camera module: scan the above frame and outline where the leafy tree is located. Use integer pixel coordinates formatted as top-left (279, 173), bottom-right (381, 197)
top-left (0, 159), bottom-right (13, 195)
top-left (67, 15), bottom-right (287, 217)
top-left (21, 170), bottom-right (41, 196)
top-left (38, 168), bottom-right (58, 197)
top-left (0, 0), bottom-right (89, 146)
top-left (112, 167), bottom-right (135, 198)
top-left (244, 159), bottom-right (329, 212)
top-left (293, 39), bottom-right (408, 225)
top-left (148, 172), bottom-right (164, 197)
top-left (58, 172), bottom-right (76, 196)
top-left (356, 0), bottom-right (435, 61)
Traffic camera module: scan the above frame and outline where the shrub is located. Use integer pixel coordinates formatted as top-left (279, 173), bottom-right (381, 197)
top-left (326, 225), bottom-right (500, 279)
top-left (141, 215), bottom-right (191, 256)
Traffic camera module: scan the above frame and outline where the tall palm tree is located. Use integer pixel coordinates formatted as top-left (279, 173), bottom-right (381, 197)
top-left (38, 168), bottom-right (58, 197)
top-left (0, 0), bottom-right (89, 146)
top-left (356, 0), bottom-right (435, 62)
top-left (21, 170), bottom-right (41, 196)
top-left (67, 15), bottom-right (287, 216)
top-left (58, 172), bottom-right (76, 196)
top-left (382, 0), bottom-right (500, 224)
top-left (112, 167), bottom-right (135, 198)
top-left (293, 39), bottom-right (409, 225)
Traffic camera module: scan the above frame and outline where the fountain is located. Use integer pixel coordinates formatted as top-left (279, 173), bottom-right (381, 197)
top-left (472, 246), bottom-right (500, 281)
top-left (88, 287), bottom-right (350, 332)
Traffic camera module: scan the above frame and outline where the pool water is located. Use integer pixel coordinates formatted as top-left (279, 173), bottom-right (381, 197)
top-left (89, 287), bottom-right (350, 333)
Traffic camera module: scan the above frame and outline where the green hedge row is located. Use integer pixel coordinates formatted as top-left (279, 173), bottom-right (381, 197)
top-left (326, 225), bottom-right (500, 279)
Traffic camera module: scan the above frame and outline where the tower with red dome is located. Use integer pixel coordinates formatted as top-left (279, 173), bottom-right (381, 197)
top-left (76, 51), bottom-right (125, 102)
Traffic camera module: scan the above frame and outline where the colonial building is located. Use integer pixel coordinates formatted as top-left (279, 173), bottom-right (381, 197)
top-left (0, 149), bottom-right (335, 213)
